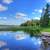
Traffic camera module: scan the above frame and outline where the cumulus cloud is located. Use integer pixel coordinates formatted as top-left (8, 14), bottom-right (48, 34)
top-left (17, 12), bottom-right (27, 17)
top-left (15, 34), bottom-right (26, 40)
top-left (0, 4), bottom-right (8, 11)
top-left (23, 17), bottom-right (31, 22)
top-left (16, 12), bottom-right (27, 19)
top-left (34, 9), bottom-right (42, 13)
top-left (3, 0), bottom-right (13, 4)
top-left (15, 12), bottom-right (31, 24)
top-left (38, 9), bottom-right (42, 13)
top-left (45, 0), bottom-right (50, 3)
top-left (0, 41), bottom-right (7, 47)
top-left (33, 17), bottom-right (40, 20)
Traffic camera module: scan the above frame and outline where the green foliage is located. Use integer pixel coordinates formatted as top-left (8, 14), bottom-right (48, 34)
top-left (10, 26), bottom-right (41, 37)
top-left (40, 26), bottom-right (50, 32)
top-left (40, 3), bottom-right (50, 27)
top-left (20, 19), bottom-right (41, 37)
top-left (24, 26), bottom-right (41, 37)
top-left (21, 19), bottom-right (40, 27)
top-left (21, 20), bottom-right (34, 26)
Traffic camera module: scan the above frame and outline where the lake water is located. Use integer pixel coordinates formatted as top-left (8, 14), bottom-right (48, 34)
top-left (0, 31), bottom-right (42, 50)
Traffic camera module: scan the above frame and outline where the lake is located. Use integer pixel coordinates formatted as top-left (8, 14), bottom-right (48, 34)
top-left (0, 31), bottom-right (42, 50)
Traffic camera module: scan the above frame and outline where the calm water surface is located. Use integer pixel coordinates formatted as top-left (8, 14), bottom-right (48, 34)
top-left (0, 31), bottom-right (42, 50)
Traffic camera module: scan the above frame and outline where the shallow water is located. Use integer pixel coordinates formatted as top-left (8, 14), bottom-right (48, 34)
top-left (0, 31), bottom-right (42, 50)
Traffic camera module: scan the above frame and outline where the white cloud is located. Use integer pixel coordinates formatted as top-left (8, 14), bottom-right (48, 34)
top-left (0, 4), bottom-right (8, 11)
top-left (16, 12), bottom-right (31, 20)
top-left (0, 41), bottom-right (7, 47)
top-left (3, 17), bottom-right (7, 19)
top-left (13, 12), bottom-right (31, 25)
top-left (23, 17), bottom-right (31, 22)
top-left (15, 34), bottom-right (26, 40)
top-left (0, 17), bottom-right (7, 19)
top-left (16, 12), bottom-right (27, 19)
top-left (34, 9), bottom-right (42, 13)
top-left (45, 0), bottom-right (50, 3)
top-left (33, 17), bottom-right (40, 20)
top-left (38, 9), bottom-right (42, 13)
top-left (3, 0), bottom-right (13, 4)
top-left (15, 12), bottom-right (31, 24)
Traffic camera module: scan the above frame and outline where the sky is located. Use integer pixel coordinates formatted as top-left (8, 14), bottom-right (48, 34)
top-left (0, 0), bottom-right (50, 25)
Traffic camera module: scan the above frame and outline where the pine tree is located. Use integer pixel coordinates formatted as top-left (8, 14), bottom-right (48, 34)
top-left (40, 3), bottom-right (50, 27)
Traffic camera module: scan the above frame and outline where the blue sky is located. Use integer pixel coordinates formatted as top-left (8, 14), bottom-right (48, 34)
top-left (0, 0), bottom-right (50, 25)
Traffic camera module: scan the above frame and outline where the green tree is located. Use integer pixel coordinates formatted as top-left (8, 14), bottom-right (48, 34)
top-left (20, 20), bottom-right (34, 26)
top-left (21, 19), bottom-right (40, 26)
top-left (40, 3), bottom-right (50, 27)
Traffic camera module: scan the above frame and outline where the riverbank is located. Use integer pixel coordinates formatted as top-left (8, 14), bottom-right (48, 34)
top-left (41, 27), bottom-right (50, 32)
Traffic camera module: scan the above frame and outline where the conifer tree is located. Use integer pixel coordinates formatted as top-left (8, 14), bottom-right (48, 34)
top-left (40, 3), bottom-right (50, 27)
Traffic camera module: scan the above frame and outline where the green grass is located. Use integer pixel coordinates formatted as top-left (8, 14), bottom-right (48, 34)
top-left (41, 27), bottom-right (50, 32)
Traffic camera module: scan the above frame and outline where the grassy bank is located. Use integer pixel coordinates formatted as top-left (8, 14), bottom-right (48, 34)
top-left (40, 27), bottom-right (50, 32)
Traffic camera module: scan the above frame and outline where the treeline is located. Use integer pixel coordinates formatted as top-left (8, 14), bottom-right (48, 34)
top-left (40, 3), bottom-right (50, 27)
top-left (20, 20), bottom-right (40, 26)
